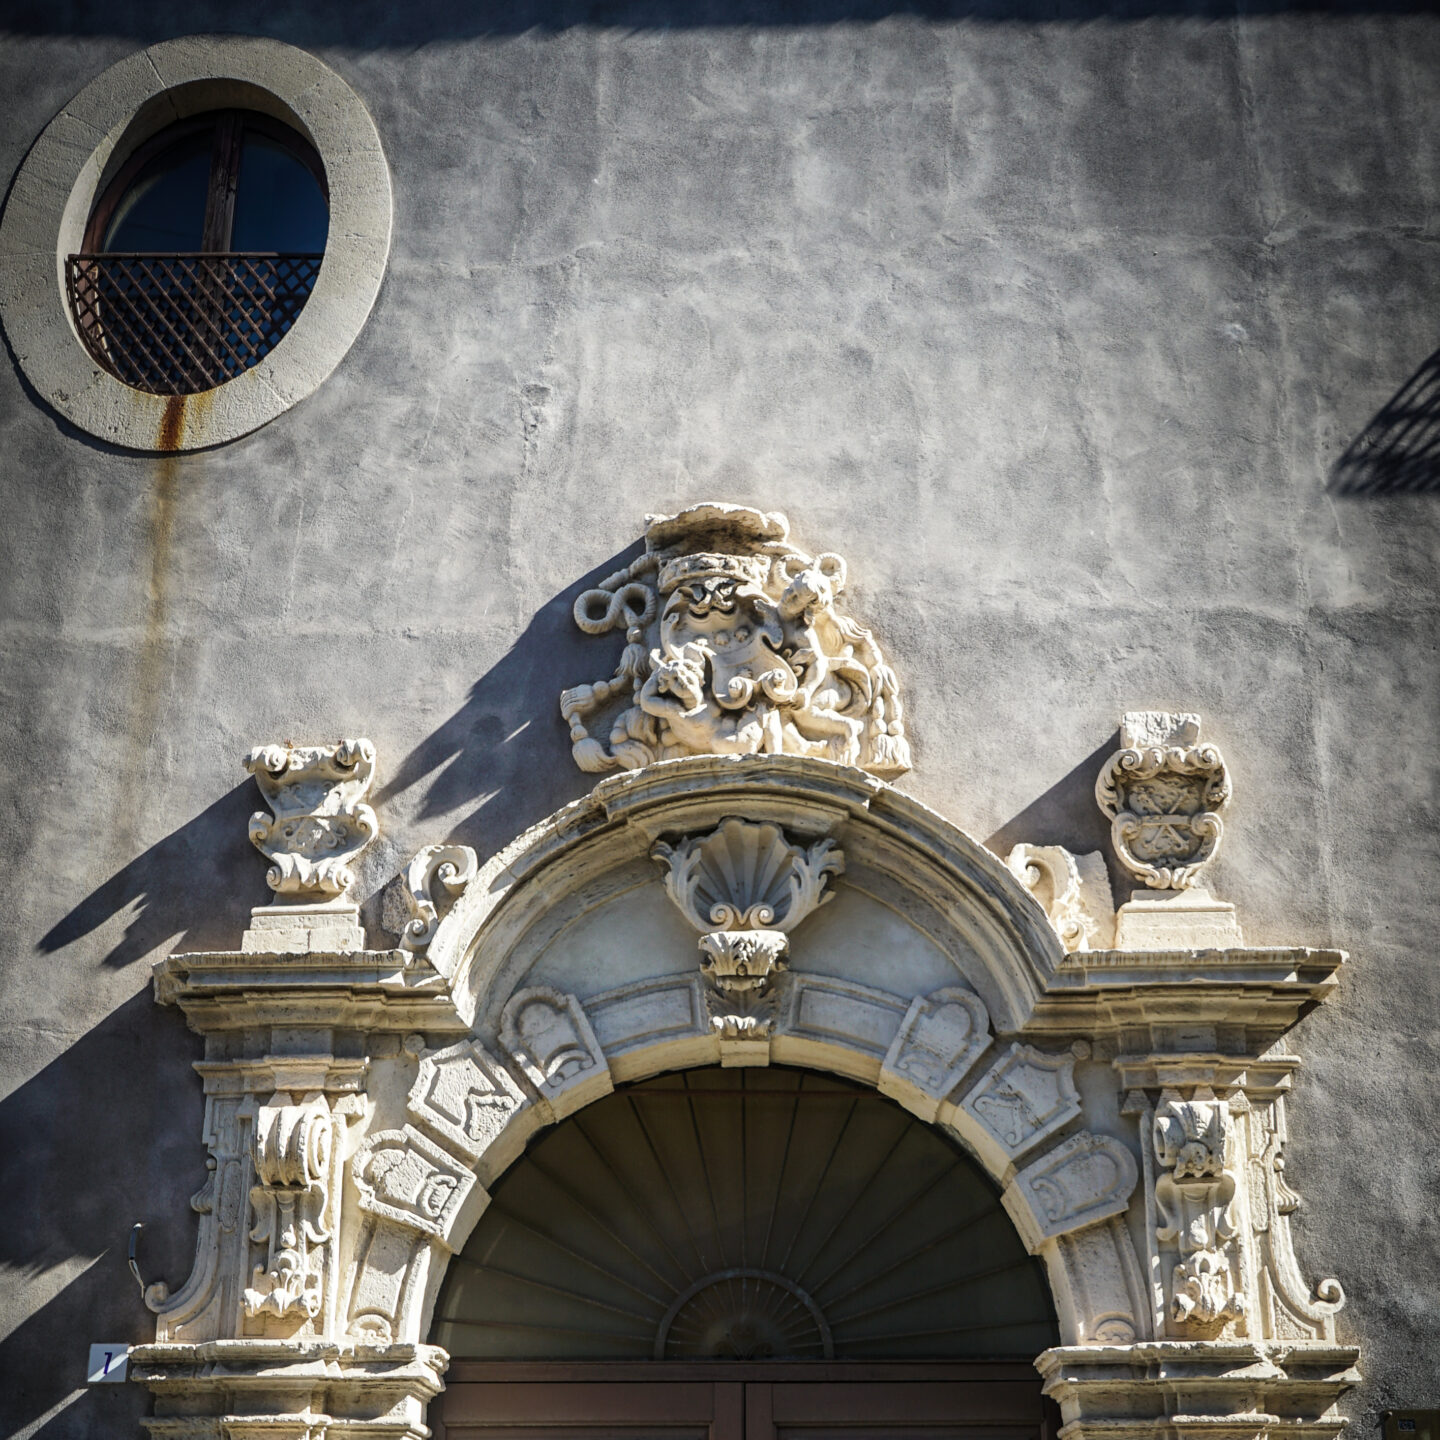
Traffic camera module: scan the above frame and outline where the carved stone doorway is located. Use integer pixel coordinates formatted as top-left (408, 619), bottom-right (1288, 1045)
top-left (431, 1067), bottom-right (1057, 1437)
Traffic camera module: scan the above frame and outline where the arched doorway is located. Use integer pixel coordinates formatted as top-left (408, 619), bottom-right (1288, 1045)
top-left (432, 1066), bottom-right (1058, 1439)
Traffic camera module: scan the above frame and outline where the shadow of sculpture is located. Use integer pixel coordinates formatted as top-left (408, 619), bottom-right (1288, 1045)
top-left (984, 732), bottom-right (1128, 898)
top-left (37, 782), bottom-right (258, 969)
top-left (1329, 343), bottom-right (1440, 496)
top-left (375, 545), bottom-right (639, 861)
top-left (0, 989), bottom-right (203, 1440)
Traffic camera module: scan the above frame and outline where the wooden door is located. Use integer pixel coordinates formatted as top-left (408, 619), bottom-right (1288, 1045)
top-left (437, 1362), bottom-right (1050, 1440)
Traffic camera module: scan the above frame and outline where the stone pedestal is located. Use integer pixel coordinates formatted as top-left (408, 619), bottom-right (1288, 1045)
top-left (1115, 890), bottom-right (1244, 949)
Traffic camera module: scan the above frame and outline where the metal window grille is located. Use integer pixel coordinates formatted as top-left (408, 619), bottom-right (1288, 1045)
top-left (66, 253), bottom-right (323, 396)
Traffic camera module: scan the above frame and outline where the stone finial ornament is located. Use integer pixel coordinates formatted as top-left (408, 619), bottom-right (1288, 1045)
top-left (396, 843), bottom-right (478, 955)
top-left (1095, 713), bottom-right (1231, 892)
top-left (653, 818), bottom-right (843, 1045)
top-left (245, 739), bottom-right (379, 898)
top-left (241, 738), bottom-right (378, 954)
top-left (561, 503), bottom-right (910, 778)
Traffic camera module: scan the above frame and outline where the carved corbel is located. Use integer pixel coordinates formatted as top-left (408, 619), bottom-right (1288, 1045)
top-left (241, 1094), bottom-right (334, 1323)
top-left (242, 738), bottom-right (379, 954)
top-left (1151, 1087), bottom-right (1245, 1336)
top-left (652, 817), bottom-right (843, 1049)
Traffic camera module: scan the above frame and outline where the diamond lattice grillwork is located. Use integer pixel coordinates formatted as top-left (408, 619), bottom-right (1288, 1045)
top-left (66, 253), bottom-right (323, 396)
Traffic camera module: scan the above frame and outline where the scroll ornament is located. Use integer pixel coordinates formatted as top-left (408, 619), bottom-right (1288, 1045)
top-left (397, 843), bottom-right (478, 954)
top-left (560, 503), bottom-right (910, 778)
top-left (653, 817), bottom-right (843, 1036)
top-left (241, 1095), bottom-right (333, 1321)
top-left (1095, 713), bottom-right (1231, 891)
top-left (244, 738), bottom-right (379, 898)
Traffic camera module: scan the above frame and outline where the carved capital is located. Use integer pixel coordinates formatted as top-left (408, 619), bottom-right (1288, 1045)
top-left (1096, 712), bottom-right (1231, 892)
top-left (562, 503), bottom-right (911, 777)
top-left (244, 739), bottom-right (379, 901)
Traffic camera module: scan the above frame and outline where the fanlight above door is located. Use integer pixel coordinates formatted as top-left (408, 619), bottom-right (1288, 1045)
top-left (432, 1067), bottom-right (1056, 1360)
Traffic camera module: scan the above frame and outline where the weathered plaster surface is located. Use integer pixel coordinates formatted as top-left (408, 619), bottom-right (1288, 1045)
top-left (1, 3), bottom-right (1437, 1436)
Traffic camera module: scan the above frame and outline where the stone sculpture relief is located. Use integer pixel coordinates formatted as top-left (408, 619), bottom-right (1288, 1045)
top-left (960, 1042), bottom-right (1085, 1168)
top-left (653, 817), bottom-right (843, 1044)
top-left (1095, 712), bottom-right (1231, 892)
top-left (1006, 844), bottom-right (1115, 952)
top-left (241, 738), bottom-right (379, 953)
top-left (561, 503), bottom-right (910, 777)
top-left (499, 986), bottom-right (613, 1118)
top-left (352, 1127), bottom-right (475, 1241)
top-left (406, 1039), bottom-right (526, 1163)
top-left (245, 738), bottom-right (379, 898)
top-left (1152, 1088), bottom-right (1245, 1335)
top-left (1005, 1131), bottom-right (1139, 1249)
top-left (241, 1095), bottom-right (333, 1321)
top-left (396, 843), bottom-right (478, 954)
top-left (878, 987), bottom-right (992, 1122)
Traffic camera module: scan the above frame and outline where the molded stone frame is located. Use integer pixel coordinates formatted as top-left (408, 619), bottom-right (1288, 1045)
top-left (135, 754), bottom-right (1358, 1440)
top-left (0, 35), bottom-right (391, 452)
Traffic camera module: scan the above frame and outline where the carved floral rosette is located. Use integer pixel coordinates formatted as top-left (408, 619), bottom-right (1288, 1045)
top-left (245, 738), bottom-right (379, 898)
top-left (1095, 713), bottom-right (1231, 891)
top-left (560, 503), bottom-right (911, 778)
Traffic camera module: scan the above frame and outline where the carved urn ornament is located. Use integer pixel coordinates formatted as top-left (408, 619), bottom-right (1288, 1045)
top-left (1095, 712), bottom-right (1231, 892)
top-left (562, 503), bottom-right (911, 778)
top-left (653, 818), bottom-right (844, 1041)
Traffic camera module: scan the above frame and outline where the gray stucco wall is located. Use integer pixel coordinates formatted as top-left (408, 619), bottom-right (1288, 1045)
top-left (1, 3), bottom-right (1437, 1435)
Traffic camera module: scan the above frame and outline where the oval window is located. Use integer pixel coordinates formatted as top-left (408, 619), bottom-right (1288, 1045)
top-left (67, 110), bottom-right (329, 396)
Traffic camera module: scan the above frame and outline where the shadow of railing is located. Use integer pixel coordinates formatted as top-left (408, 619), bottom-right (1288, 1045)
top-left (1329, 344), bottom-right (1440, 496)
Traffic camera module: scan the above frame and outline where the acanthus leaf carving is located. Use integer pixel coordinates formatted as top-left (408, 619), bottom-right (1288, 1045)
top-left (241, 1094), bottom-right (333, 1322)
top-left (653, 817), bottom-right (843, 1040)
top-left (1095, 712), bottom-right (1231, 891)
top-left (244, 738), bottom-right (379, 900)
top-left (396, 843), bottom-right (478, 954)
top-left (562, 503), bottom-right (910, 778)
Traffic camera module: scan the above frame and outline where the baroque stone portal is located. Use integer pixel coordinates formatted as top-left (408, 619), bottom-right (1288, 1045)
top-left (561, 503), bottom-right (911, 777)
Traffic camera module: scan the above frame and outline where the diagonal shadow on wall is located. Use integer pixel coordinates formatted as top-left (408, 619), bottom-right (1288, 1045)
top-left (0, 988), bottom-right (202, 1440)
top-left (984, 732), bottom-right (1128, 898)
top-left (1329, 342), bottom-right (1440, 496)
top-left (375, 545), bottom-right (640, 861)
top-left (36, 782), bottom-right (259, 969)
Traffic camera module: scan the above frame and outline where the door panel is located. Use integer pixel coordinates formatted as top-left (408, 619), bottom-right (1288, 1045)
top-left (440, 1381), bottom-right (743, 1440)
top-left (747, 1381), bottom-right (1045, 1440)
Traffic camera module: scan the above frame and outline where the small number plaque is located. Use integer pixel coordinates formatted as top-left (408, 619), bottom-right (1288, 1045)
top-left (86, 1344), bottom-right (129, 1383)
top-left (1386, 1414), bottom-right (1440, 1440)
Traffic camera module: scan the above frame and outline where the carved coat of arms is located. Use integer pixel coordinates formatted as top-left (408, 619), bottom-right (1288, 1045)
top-left (561, 503), bottom-right (910, 777)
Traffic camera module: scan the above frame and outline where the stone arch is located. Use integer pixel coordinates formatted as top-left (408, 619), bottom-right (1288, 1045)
top-left (342, 755), bottom-right (1149, 1359)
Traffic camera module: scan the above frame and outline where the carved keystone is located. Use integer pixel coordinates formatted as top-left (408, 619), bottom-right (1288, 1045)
top-left (653, 817), bottom-right (844, 1046)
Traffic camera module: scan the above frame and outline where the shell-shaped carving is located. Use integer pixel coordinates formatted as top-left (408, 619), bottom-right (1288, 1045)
top-left (653, 818), bottom-right (844, 934)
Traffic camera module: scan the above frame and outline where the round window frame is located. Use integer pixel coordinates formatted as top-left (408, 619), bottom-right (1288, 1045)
top-left (0, 35), bottom-right (391, 452)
